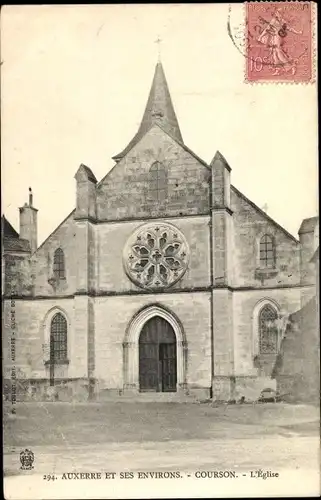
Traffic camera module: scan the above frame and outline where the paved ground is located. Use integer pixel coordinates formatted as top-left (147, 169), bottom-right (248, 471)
top-left (3, 401), bottom-right (320, 477)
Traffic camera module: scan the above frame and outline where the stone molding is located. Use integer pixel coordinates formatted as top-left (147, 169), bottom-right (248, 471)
top-left (123, 304), bottom-right (187, 391)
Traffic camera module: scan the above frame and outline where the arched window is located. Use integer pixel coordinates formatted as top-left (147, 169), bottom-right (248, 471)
top-left (259, 235), bottom-right (275, 268)
top-left (149, 162), bottom-right (167, 201)
top-left (259, 305), bottom-right (278, 354)
top-left (50, 313), bottom-right (68, 362)
top-left (53, 248), bottom-right (65, 279)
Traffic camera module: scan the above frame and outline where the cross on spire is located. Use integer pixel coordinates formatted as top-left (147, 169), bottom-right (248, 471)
top-left (155, 36), bottom-right (162, 62)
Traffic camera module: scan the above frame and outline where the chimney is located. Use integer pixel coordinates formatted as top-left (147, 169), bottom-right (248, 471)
top-left (19, 187), bottom-right (38, 253)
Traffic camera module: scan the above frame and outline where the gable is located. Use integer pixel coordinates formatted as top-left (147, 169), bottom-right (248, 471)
top-left (96, 125), bottom-right (210, 221)
top-left (33, 210), bottom-right (77, 295)
top-left (230, 186), bottom-right (300, 287)
top-left (231, 186), bottom-right (298, 243)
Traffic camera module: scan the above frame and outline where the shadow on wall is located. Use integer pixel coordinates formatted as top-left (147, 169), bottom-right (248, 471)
top-left (272, 296), bottom-right (320, 405)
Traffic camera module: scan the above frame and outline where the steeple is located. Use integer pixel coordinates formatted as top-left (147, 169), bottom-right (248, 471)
top-left (113, 62), bottom-right (183, 161)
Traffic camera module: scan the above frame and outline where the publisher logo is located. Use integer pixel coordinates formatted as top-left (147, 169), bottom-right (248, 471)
top-left (20, 449), bottom-right (34, 470)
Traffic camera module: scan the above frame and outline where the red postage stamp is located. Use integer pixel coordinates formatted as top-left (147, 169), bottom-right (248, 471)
top-left (246, 2), bottom-right (314, 83)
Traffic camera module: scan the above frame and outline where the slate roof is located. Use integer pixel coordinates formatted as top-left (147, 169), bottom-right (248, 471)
top-left (1, 216), bottom-right (30, 253)
top-left (3, 236), bottom-right (30, 252)
top-left (1, 216), bottom-right (19, 238)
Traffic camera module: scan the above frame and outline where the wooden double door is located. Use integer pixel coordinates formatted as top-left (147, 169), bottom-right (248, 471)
top-left (139, 316), bottom-right (177, 392)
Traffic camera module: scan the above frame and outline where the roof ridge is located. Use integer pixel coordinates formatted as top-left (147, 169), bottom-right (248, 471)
top-left (35, 209), bottom-right (76, 253)
top-left (231, 185), bottom-right (299, 243)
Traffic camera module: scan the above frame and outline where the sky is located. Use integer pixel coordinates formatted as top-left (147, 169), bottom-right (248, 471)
top-left (1, 4), bottom-right (318, 245)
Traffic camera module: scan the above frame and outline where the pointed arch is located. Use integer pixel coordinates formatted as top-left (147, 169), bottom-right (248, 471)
top-left (42, 306), bottom-right (71, 363)
top-left (258, 305), bottom-right (278, 354)
top-left (50, 313), bottom-right (68, 362)
top-left (123, 304), bottom-right (187, 392)
top-left (42, 305), bottom-right (71, 328)
top-left (252, 298), bottom-right (281, 358)
top-left (124, 304), bottom-right (186, 345)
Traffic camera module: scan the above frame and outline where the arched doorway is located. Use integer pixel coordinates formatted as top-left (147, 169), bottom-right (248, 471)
top-left (123, 305), bottom-right (186, 393)
top-left (139, 316), bottom-right (177, 392)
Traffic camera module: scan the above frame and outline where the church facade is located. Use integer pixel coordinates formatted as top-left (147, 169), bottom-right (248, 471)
top-left (2, 62), bottom-right (318, 402)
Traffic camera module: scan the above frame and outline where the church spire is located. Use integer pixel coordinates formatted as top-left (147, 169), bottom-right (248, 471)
top-left (113, 62), bottom-right (183, 161)
top-left (155, 36), bottom-right (162, 62)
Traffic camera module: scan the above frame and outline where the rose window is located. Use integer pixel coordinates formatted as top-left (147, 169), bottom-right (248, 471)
top-left (123, 223), bottom-right (189, 289)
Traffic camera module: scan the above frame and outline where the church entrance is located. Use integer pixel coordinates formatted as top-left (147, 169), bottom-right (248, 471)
top-left (139, 316), bottom-right (177, 392)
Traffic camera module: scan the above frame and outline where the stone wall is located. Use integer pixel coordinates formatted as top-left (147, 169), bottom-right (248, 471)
top-left (2, 298), bottom-right (75, 380)
top-left (96, 126), bottom-right (210, 221)
top-left (94, 292), bottom-right (212, 393)
top-left (4, 253), bottom-right (32, 296)
top-left (299, 228), bottom-right (317, 285)
top-left (3, 114), bottom-right (315, 403)
top-left (74, 220), bottom-right (97, 293)
top-left (232, 287), bottom-right (302, 377)
top-left (32, 212), bottom-right (78, 296)
top-left (231, 188), bottom-right (301, 288)
top-left (273, 295), bottom-right (319, 403)
top-left (96, 216), bottom-right (210, 293)
top-left (212, 288), bottom-right (234, 400)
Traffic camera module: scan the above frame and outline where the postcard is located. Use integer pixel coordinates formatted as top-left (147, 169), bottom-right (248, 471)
top-left (2, 3), bottom-right (319, 499)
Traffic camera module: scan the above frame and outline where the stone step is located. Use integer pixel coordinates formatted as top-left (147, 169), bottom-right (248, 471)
top-left (97, 390), bottom-right (203, 403)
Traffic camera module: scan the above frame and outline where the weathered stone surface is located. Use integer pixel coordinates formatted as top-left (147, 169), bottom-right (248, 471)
top-left (2, 63), bottom-right (318, 403)
top-left (96, 126), bottom-right (210, 221)
top-left (231, 187), bottom-right (301, 288)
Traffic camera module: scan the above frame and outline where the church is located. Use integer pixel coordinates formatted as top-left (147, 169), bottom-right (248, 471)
top-left (2, 61), bottom-right (319, 402)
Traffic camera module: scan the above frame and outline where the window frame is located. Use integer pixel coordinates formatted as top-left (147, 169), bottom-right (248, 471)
top-left (149, 161), bottom-right (168, 202)
top-left (50, 312), bottom-right (68, 364)
top-left (258, 304), bottom-right (279, 355)
top-left (259, 234), bottom-right (275, 269)
top-left (53, 248), bottom-right (66, 280)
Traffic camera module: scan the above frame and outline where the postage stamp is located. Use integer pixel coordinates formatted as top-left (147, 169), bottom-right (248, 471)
top-left (245, 2), bottom-right (314, 83)
top-left (2, 4), bottom-right (319, 499)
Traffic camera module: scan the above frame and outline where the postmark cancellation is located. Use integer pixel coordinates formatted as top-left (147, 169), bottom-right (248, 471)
top-left (245, 2), bottom-right (315, 83)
